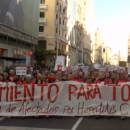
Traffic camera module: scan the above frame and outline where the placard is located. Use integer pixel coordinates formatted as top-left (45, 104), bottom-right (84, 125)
top-left (108, 65), bottom-right (117, 71)
top-left (83, 66), bottom-right (89, 73)
top-left (54, 56), bottom-right (65, 71)
top-left (99, 66), bottom-right (107, 71)
top-left (66, 66), bottom-right (72, 71)
top-left (16, 67), bottom-right (26, 75)
top-left (94, 63), bottom-right (100, 70)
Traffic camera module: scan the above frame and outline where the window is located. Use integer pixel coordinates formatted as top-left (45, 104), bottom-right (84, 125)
top-left (56, 14), bottom-right (58, 19)
top-left (39, 26), bottom-right (44, 32)
top-left (64, 46), bottom-right (66, 51)
top-left (63, 20), bottom-right (64, 25)
top-left (59, 17), bottom-right (61, 24)
top-left (40, 12), bottom-right (45, 18)
top-left (65, 34), bottom-right (66, 38)
top-left (60, 5), bottom-right (61, 11)
top-left (55, 28), bottom-right (58, 33)
top-left (62, 45), bottom-right (63, 50)
top-left (59, 30), bottom-right (60, 35)
top-left (41, 0), bottom-right (45, 4)
top-left (57, 1), bottom-right (58, 5)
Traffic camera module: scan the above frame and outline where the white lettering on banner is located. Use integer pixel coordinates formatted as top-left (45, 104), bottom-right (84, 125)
top-left (108, 65), bottom-right (117, 71)
top-left (16, 67), bottom-right (26, 75)
top-left (1, 82), bottom-right (130, 116)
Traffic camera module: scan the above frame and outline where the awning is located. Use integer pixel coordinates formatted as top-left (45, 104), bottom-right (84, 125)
top-left (0, 57), bottom-right (26, 62)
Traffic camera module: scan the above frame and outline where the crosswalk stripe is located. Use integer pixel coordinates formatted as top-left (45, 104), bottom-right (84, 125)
top-left (0, 117), bottom-right (5, 121)
top-left (0, 127), bottom-right (67, 130)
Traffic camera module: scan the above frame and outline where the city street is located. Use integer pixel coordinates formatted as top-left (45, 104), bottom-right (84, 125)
top-left (0, 116), bottom-right (129, 130)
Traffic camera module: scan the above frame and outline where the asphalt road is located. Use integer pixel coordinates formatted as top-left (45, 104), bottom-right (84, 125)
top-left (0, 116), bottom-right (129, 130)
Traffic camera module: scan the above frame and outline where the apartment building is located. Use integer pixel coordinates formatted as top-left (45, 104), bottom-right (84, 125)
top-left (39, 0), bottom-right (70, 66)
top-left (92, 29), bottom-right (103, 65)
top-left (39, 0), bottom-right (95, 66)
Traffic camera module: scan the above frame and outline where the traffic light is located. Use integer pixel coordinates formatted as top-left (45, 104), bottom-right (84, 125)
top-left (51, 63), bottom-right (53, 65)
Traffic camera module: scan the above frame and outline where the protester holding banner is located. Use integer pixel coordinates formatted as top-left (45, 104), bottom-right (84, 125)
top-left (94, 73), bottom-right (106, 85)
top-left (68, 71), bottom-right (82, 82)
top-left (0, 74), bottom-right (7, 83)
top-left (22, 74), bottom-right (35, 85)
top-left (104, 72), bottom-right (110, 84)
top-left (1, 63), bottom-right (130, 120)
top-left (117, 70), bottom-right (129, 83)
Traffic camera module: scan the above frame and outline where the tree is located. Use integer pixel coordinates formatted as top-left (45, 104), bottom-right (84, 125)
top-left (33, 40), bottom-right (46, 64)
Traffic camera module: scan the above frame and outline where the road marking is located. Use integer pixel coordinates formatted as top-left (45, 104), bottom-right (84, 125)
top-left (0, 117), bottom-right (5, 121)
top-left (71, 117), bottom-right (83, 130)
top-left (0, 127), bottom-right (66, 130)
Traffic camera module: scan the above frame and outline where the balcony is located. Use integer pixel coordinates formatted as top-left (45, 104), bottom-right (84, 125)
top-left (62, 25), bottom-right (67, 31)
top-left (59, 36), bottom-right (68, 44)
top-left (40, 4), bottom-right (47, 10)
top-left (39, 32), bottom-right (46, 38)
top-left (39, 18), bottom-right (47, 25)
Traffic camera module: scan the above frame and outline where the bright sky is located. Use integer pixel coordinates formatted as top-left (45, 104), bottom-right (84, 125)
top-left (94, 0), bottom-right (130, 58)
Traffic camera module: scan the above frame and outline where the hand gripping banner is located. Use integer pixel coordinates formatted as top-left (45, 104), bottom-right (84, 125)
top-left (0, 82), bottom-right (130, 116)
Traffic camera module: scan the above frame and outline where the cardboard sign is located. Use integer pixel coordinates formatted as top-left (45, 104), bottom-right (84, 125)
top-left (99, 66), bottom-right (107, 71)
top-left (83, 66), bottom-right (89, 73)
top-left (94, 63), bottom-right (100, 70)
top-left (119, 67), bottom-right (125, 71)
top-left (54, 56), bottom-right (65, 71)
top-left (108, 65), bottom-right (117, 71)
top-left (75, 65), bottom-right (79, 70)
top-left (71, 66), bottom-right (75, 71)
top-left (16, 67), bottom-right (26, 75)
top-left (66, 66), bottom-right (72, 71)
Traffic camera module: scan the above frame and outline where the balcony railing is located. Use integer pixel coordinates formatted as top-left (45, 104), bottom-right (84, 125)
top-left (39, 32), bottom-right (46, 38)
top-left (40, 4), bottom-right (47, 10)
top-left (39, 18), bottom-right (47, 25)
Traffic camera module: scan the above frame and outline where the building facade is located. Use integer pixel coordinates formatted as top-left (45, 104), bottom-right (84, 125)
top-left (39, 0), bottom-right (71, 66)
top-left (39, 0), bottom-right (94, 66)
top-left (0, 0), bottom-right (39, 73)
top-left (92, 29), bottom-right (103, 65)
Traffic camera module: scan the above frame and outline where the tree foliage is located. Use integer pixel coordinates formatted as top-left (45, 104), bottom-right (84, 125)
top-left (33, 41), bottom-right (46, 64)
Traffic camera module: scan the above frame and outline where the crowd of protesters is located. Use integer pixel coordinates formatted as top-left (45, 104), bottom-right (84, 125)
top-left (1, 65), bottom-right (129, 86)
top-left (0, 65), bottom-right (129, 120)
